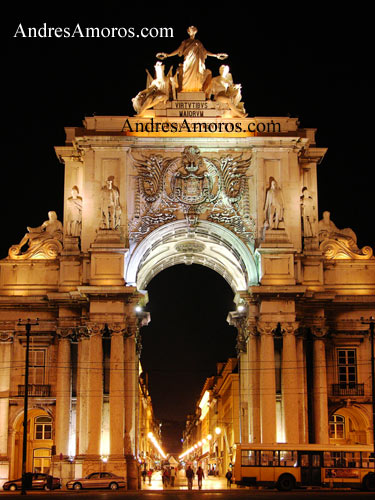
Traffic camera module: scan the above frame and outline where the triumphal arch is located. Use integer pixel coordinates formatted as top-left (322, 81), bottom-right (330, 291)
top-left (0, 27), bottom-right (374, 489)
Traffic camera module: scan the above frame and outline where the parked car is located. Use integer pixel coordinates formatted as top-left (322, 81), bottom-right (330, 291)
top-left (3, 473), bottom-right (61, 491)
top-left (66, 472), bottom-right (125, 490)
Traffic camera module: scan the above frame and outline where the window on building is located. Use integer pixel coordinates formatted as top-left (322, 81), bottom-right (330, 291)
top-left (34, 415), bottom-right (52, 440)
top-left (329, 414), bottom-right (345, 439)
top-left (337, 348), bottom-right (357, 388)
top-left (29, 349), bottom-right (46, 385)
top-left (33, 448), bottom-right (51, 473)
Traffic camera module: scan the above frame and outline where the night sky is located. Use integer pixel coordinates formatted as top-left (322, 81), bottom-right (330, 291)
top-left (3, 6), bottom-right (373, 453)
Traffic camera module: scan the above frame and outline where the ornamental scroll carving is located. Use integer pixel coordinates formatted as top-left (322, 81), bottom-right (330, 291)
top-left (318, 211), bottom-right (373, 260)
top-left (130, 146), bottom-right (254, 242)
top-left (8, 211), bottom-right (63, 260)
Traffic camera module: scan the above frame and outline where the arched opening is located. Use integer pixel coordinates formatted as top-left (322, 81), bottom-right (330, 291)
top-left (11, 408), bottom-right (53, 479)
top-left (329, 406), bottom-right (371, 445)
top-left (139, 263), bottom-right (238, 460)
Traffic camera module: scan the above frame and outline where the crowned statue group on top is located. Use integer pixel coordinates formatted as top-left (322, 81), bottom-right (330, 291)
top-left (132, 26), bottom-right (247, 118)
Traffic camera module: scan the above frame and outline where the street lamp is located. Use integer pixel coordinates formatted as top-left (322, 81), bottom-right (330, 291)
top-left (362, 317), bottom-right (375, 475)
top-left (18, 318), bottom-right (38, 495)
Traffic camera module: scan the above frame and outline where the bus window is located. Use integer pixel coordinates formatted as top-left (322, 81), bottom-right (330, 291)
top-left (332, 452), bottom-right (346, 468)
top-left (300, 454), bottom-right (309, 467)
top-left (361, 452), bottom-right (374, 468)
top-left (312, 454), bottom-right (321, 467)
top-left (346, 452), bottom-right (360, 468)
top-left (324, 452), bottom-right (333, 467)
top-left (241, 450), bottom-right (258, 466)
top-left (279, 451), bottom-right (297, 467)
top-left (260, 450), bottom-right (278, 466)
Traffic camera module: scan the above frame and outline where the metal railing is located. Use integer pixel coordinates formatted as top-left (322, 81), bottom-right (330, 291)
top-left (331, 383), bottom-right (364, 396)
top-left (18, 384), bottom-right (51, 397)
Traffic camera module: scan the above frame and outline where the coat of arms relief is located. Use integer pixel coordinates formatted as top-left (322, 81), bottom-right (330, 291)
top-left (129, 146), bottom-right (255, 243)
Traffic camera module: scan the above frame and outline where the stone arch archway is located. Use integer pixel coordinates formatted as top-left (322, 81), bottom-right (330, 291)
top-left (125, 220), bottom-right (258, 292)
top-left (11, 408), bottom-right (54, 479)
top-left (329, 405), bottom-right (371, 445)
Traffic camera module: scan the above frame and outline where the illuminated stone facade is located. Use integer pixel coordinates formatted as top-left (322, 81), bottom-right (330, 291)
top-left (0, 30), bottom-right (374, 488)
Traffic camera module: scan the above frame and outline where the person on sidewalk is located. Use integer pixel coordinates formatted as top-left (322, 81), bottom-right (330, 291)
top-left (225, 469), bottom-right (233, 488)
top-left (196, 466), bottom-right (204, 490)
top-left (147, 469), bottom-right (153, 485)
top-left (186, 465), bottom-right (194, 490)
top-left (170, 467), bottom-right (176, 487)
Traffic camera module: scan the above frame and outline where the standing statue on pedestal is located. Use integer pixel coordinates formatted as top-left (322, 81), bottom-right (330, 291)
top-left (264, 178), bottom-right (284, 230)
top-left (101, 177), bottom-right (122, 230)
top-left (132, 62), bottom-right (171, 116)
top-left (66, 186), bottom-right (82, 237)
top-left (156, 26), bottom-right (228, 92)
top-left (300, 187), bottom-right (315, 237)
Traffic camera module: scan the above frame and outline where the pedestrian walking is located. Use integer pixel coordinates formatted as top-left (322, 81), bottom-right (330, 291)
top-left (225, 469), bottom-right (232, 488)
top-left (170, 467), bottom-right (176, 487)
top-left (141, 468), bottom-right (147, 483)
top-left (196, 466), bottom-right (204, 490)
top-left (186, 465), bottom-right (194, 490)
top-left (162, 468), bottom-right (170, 488)
top-left (147, 469), bottom-right (153, 485)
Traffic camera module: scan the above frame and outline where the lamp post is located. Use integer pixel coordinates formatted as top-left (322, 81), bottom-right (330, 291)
top-left (18, 318), bottom-right (38, 495)
top-left (362, 317), bottom-right (375, 473)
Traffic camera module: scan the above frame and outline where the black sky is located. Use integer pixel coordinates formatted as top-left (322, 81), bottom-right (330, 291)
top-left (3, 6), bottom-right (373, 452)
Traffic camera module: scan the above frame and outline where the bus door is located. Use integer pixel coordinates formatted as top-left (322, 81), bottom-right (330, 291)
top-left (299, 451), bottom-right (322, 486)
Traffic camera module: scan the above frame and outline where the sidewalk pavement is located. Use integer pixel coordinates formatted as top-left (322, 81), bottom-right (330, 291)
top-left (141, 470), bottom-right (230, 491)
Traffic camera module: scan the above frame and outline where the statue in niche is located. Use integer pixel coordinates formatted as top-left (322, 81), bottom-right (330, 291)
top-left (9, 211), bottom-right (63, 259)
top-left (101, 176), bottom-right (121, 230)
top-left (264, 177), bottom-right (284, 230)
top-left (132, 61), bottom-right (171, 116)
top-left (156, 26), bottom-right (228, 92)
top-left (300, 187), bottom-right (316, 237)
top-left (318, 211), bottom-right (357, 248)
top-left (66, 186), bottom-right (82, 237)
top-left (207, 65), bottom-right (247, 117)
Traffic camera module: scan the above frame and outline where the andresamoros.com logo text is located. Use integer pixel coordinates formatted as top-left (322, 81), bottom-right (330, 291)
top-left (14, 23), bottom-right (174, 39)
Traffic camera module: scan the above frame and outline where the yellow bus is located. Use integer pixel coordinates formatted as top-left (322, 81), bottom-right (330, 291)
top-left (233, 443), bottom-right (375, 491)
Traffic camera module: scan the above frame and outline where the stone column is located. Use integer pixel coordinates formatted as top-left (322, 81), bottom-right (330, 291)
top-left (124, 329), bottom-right (137, 489)
top-left (76, 333), bottom-right (90, 455)
top-left (55, 331), bottom-right (72, 456)
top-left (296, 332), bottom-right (308, 442)
top-left (312, 327), bottom-right (329, 444)
top-left (109, 326), bottom-right (125, 457)
top-left (86, 326), bottom-right (103, 456)
top-left (282, 323), bottom-right (299, 443)
top-left (248, 330), bottom-right (260, 443)
top-left (258, 322), bottom-right (277, 443)
top-left (228, 312), bottom-right (250, 444)
top-left (0, 335), bottom-right (12, 459)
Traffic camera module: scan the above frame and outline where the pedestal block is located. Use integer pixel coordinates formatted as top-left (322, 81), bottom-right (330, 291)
top-left (89, 230), bottom-right (127, 286)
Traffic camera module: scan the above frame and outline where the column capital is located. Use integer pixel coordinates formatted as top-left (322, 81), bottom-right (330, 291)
top-left (282, 321), bottom-right (300, 336)
top-left (256, 321), bottom-right (278, 336)
top-left (311, 325), bottom-right (329, 339)
top-left (0, 331), bottom-right (14, 343)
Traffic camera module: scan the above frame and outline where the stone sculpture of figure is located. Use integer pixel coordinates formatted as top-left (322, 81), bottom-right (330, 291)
top-left (66, 186), bottom-right (82, 237)
top-left (101, 176), bottom-right (121, 229)
top-left (156, 26), bottom-right (228, 92)
top-left (12, 211), bottom-right (63, 254)
top-left (207, 65), bottom-right (247, 117)
top-left (300, 187), bottom-right (315, 237)
top-left (318, 211), bottom-right (357, 248)
top-left (264, 178), bottom-right (284, 229)
top-left (132, 62), bottom-right (170, 115)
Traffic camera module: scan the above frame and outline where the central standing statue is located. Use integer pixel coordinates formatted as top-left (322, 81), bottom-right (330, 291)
top-left (156, 26), bottom-right (228, 92)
